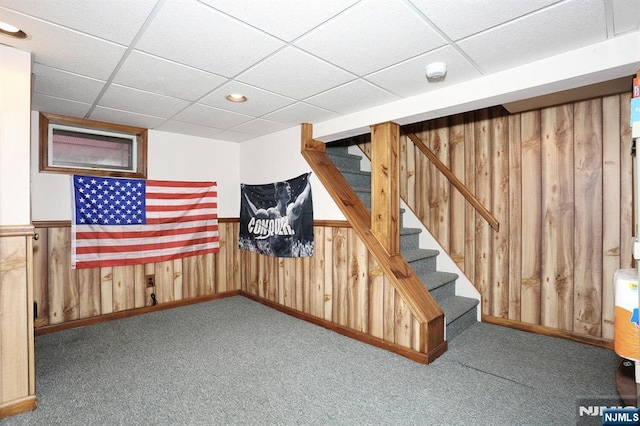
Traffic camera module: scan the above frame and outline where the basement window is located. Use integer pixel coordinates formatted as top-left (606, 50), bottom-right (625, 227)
top-left (39, 112), bottom-right (147, 178)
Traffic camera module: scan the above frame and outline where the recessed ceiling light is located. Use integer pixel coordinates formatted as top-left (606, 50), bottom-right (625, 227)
top-left (226, 94), bottom-right (247, 103)
top-left (0, 21), bottom-right (27, 39)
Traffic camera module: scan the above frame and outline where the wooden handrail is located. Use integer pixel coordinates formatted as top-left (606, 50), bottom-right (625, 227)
top-left (407, 132), bottom-right (500, 232)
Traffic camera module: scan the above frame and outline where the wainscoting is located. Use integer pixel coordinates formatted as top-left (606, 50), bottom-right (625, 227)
top-left (32, 220), bottom-right (426, 361)
top-left (359, 92), bottom-right (632, 343)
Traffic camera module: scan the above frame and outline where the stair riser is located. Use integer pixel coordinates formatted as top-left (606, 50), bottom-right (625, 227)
top-left (406, 257), bottom-right (437, 276)
top-left (342, 171), bottom-right (371, 188)
top-left (446, 306), bottom-right (478, 341)
top-left (400, 233), bottom-right (420, 251)
top-left (428, 280), bottom-right (456, 303)
top-left (327, 154), bottom-right (362, 171)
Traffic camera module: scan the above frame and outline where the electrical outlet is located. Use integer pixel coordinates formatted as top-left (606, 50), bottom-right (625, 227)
top-left (145, 274), bottom-right (155, 288)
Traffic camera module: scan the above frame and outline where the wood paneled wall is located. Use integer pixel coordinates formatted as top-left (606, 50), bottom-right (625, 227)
top-left (32, 220), bottom-right (423, 357)
top-left (360, 93), bottom-right (633, 341)
top-left (241, 225), bottom-right (422, 351)
top-left (32, 221), bottom-right (241, 327)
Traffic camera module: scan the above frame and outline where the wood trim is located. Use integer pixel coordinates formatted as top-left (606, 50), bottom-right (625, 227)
top-left (0, 225), bottom-right (35, 237)
top-left (0, 396), bottom-right (37, 419)
top-left (407, 132), bottom-right (499, 231)
top-left (481, 315), bottom-right (614, 350)
top-left (33, 218), bottom-right (346, 228)
top-left (243, 292), bottom-right (433, 363)
top-left (39, 112), bottom-right (148, 179)
top-left (35, 290), bottom-right (241, 335)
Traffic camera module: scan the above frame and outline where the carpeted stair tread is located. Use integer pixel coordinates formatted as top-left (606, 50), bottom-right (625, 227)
top-left (400, 227), bottom-right (422, 236)
top-left (402, 248), bottom-right (439, 263)
top-left (439, 295), bottom-right (479, 326)
top-left (418, 270), bottom-right (458, 292)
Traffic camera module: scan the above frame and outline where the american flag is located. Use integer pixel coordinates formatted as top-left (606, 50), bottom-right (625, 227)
top-left (71, 175), bottom-right (219, 269)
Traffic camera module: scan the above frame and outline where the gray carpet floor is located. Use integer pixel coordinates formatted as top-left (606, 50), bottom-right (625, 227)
top-left (2, 296), bottom-right (621, 425)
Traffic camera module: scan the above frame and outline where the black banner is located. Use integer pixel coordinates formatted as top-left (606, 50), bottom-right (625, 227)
top-left (239, 173), bottom-right (314, 258)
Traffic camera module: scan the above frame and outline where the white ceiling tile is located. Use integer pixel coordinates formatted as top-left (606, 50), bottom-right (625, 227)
top-left (99, 84), bottom-right (191, 118)
top-left (295, 0), bottom-right (446, 76)
top-left (199, 81), bottom-right (296, 116)
top-left (306, 80), bottom-right (399, 114)
top-left (173, 103), bottom-right (254, 129)
top-left (0, 9), bottom-right (126, 80)
top-left (89, 107), bottom-right (167, 129)
top-left (32, 63), bottom-right (106, 104)
top-left (32, 94), bottom-right (92, 118)
top-left (409, 0), bottom-right (562, 41)
top-left (230, 118), bottom-right (291, 136)
top-left (0, 0), bottom-right (158, 44)
top-left (212, 130), bottom-right (255, 143)
top-left (113, 51), bottom-right (228, 101)
top-left (366, 45), bottom-right (483, 97)
top-left (155, 120), bottom-right (224, 139)
top-left (201, 0), bottom-right (359, 42)
top-left (237, 47), bottom-right (356, 100)
top-left (262, 102), bottom-right (339, 125)
top-left (135, 0), bottom-right (284, 77)
top-left (457, 0), bottom-right (608, 74)
top-left (611, 0), bottom-right (640, 35)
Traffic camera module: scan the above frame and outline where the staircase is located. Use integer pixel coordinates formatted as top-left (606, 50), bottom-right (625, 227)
top-left (326, 143), bottom-right (479, 341)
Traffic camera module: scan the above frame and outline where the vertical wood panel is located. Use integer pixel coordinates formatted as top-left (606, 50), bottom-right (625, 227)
top-left (332, 227), bottom-right (348, 326)
top-left (520, 110), bottom-right (542, 324)
top-left (601, 95), bottom-right (621, 340)
top-left (112, 266), bottom-right (135, 312)
top-left (432, 118), bottom-right (450, 249)
top-left (32, 228), bottom-right (49, 325)
top-left (491, 109), bottom-right (509, 318)
top-left (573, 99), bottom-right (603, 336)
top-left (368, 256), bottom-right (384, 339)
top-left (347, 228), bottom-right (368, 332)
top-left (0, 236), bottom-right (29, 402)
top-left (310, 226), bottom-right (325, 318)
top-left (463, 112), bottom-right (476, 282)
top-left (508, 114), bottom-right (522, 321)
top-left (406, 137), bottom-right (416, 208)
top-left (100, 267), bottom-right (114, 314)
top-left (173, 259), bottom-right (183, 301)
top-left (134, 264), bottom-right (146, 308)
top-left (449, 114), bottom-right (466, 270)
top-left (474, 109), bottom-right (493, 315)
top-left (323, 227), bottom-right (333, 321)
top-left (394, 291), bottom-right (411, 347)
top-left (77, 268), bottom-right (100, 319)
top-left (383, 277), bottom-right (395, 343)
top-left (619, 92), bottom-right (633, 269)
top-left (216, 222), bottom-right (229, 293)
top-left (48, 227), bottom-right (78, 324)
top-left (541, 104), bottom-right (574, 330)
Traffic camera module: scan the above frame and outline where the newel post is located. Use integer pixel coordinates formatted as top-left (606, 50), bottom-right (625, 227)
top-left (371, 122), bottom-right (400, 256)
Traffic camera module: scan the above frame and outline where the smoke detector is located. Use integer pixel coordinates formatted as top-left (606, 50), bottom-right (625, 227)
top-left (425, 62), bottom-right (447, 80)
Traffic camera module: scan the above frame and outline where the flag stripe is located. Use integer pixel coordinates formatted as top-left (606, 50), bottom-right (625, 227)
top-left (75, 247), bottom-right (219, 269)
top-left (75, 235), bottom-right (219, 254)
top-left (72, 175), bottom-right (219, 269)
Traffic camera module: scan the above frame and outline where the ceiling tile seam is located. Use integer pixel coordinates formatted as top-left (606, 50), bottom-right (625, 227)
top-left (84, 0), bottom-right (170, 120)
top-left (602, 0), bottom-right (615, 38)
top-left (203, 0), bottom-right (364, 44)
top-left (402, 0), bottom-right (486, 76)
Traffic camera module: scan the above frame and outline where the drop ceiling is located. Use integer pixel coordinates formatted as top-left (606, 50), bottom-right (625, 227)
top-left (0, 0), bottom-right (638, 142)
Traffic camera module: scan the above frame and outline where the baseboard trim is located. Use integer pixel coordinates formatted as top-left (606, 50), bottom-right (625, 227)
top-left (241, 291), bottom-right (439, 364)
top-left (481, 315), bottom-right (614, 350)
top-left (35, 290), bottom-right (241, 336)
top-left (0, 395), bottom-right (37, 419)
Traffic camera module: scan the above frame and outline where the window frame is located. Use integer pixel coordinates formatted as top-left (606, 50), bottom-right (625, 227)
top-left (39, 112), bottom-right (148, 179)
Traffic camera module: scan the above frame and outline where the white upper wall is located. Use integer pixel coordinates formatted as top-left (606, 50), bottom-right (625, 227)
top-left (238, 125), bottom-right (344, 221)
top-left (30, 114), bottom-right (240, 220)
top-left (0, 45), bottom-right (32, 225)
